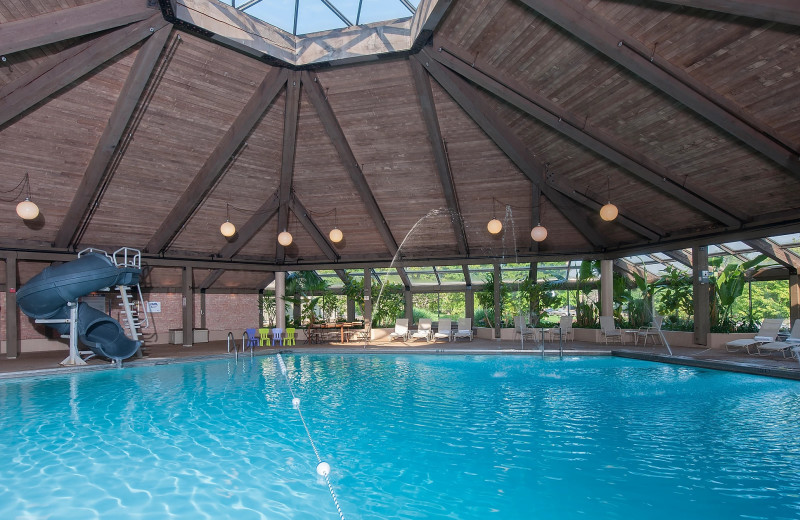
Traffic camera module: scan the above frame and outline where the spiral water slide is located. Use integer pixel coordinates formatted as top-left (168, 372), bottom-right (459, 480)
top-left (16, 252), bottom-right (142, 362)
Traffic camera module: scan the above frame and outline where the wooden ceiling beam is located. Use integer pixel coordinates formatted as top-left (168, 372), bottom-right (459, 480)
top-left (416, 51), bottom-right (608, 249)
top-left (0, 0), bottom-right (156, 57)
top-left (301, 70), bottom-right (399, 256)
top-left (198, 269), bottom-right (224, 291)
top-left (0, 13), bottom-right (168, 129)
top-left (277, 71), bottom-right (301, 263)
top-left (396, 267), bottom-right (412, 289)
top-left (650, 0), bottom-right (800, 26)
top-left (217, 191), bottom-right (281, 259)
top-left (409, 57), bottom-right (469, 256)
top-left (53, 25), bottom-right (173, 249)
top-left (743, 238), bottom-right (800, 271)
top-left (462, 265), bottom-right (472, 286)
top-left (429, 37), bottom-right (743, 226)
top-left (289, 193), bottom-right (340, 261)
top-left (519, 0), bottom-right (800, 178)
top-left (663, 249), bottom-right (694, 267)
top-left (146, 67), bottom-right (288, 253)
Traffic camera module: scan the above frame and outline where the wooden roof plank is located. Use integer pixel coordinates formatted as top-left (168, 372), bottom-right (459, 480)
top-left (53, 24), bottom-right (173, 249)
top-left (0, 13), bottom-right (168, 129)
top-left (0, 0), bottom-right (157, 57)
top-left (429, 36), bottom-right (744, 226)
top-left (198, 268), bottom-right (224, 290)
top-left (409, 56), bottom-right (469, 256)
top-left (301, 70), bottom-right (399, 255)
top-left (650, 0), bottom-right (800, 26)
top-left (417, 51), bottom-right (608, 249)
top-left (277, 71), bottom-right (301, 263)
top-left (663, 249), bottom-right (693, 267)
top-left (518, 0), bottom-right (800, 178)
top-left (146, 66), bottom-right (288, 253)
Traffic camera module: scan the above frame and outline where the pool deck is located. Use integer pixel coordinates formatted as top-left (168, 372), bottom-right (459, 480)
top-left (2, 337), bottom-right (799, 380)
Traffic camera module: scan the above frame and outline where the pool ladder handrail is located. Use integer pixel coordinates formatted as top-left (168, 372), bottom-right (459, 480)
top-left (227, 332), bottom-right (238, 360)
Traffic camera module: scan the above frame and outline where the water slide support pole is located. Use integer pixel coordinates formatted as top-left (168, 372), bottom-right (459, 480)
top-left (36, 302), bottom-right (86, 366)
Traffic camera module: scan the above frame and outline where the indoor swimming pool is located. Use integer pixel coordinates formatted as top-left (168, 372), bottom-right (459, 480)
top-left (1, 354), bottom-right (798, 519)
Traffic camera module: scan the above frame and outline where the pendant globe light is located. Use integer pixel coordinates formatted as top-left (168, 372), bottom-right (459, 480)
top-left (530, 191), bottom-right (547, 242)
top-left (599, 176), bottom-right (618, 222)
top-left (329, 208), bottom-right (343, 243)
top-left (220, 203), bottom-right (236, 237)
top-left (487, 198), bottom-right (502, 234)
top-left (12, 173), bottom-right (39, 220)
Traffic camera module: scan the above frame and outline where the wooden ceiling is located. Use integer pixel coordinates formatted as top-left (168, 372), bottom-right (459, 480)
top-left (0, 0), bottom-right (799, 291)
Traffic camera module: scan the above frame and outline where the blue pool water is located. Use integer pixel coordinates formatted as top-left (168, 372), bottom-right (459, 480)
top-left (1, 355), bottom-right (799, 519)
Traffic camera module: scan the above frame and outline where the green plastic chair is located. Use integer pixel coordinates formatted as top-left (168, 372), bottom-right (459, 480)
top-left (258, 327), bottom-right (271, 347)
top-left (284, 328), bottom-right (296, 346)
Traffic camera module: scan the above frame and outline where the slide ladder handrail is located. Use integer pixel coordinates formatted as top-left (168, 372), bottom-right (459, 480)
top-left (112, 247), bottom-right (141, 269)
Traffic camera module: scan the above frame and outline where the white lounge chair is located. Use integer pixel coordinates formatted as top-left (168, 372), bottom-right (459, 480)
top-left (756, 319), bottom-right (800, 357)
top-left (453, 318), bottom-right (473, 341)
top-left (433, 319), bottom-right (452, 342)
top-left (549, 315), bottom-right (574, 342)
top-left (725, 318), bottom-right (783, 354)
top-left (513, 315), bottom-right (534, 341)
top-left (389, 318), bottom-right (409, 341)
top-left (599, 316), bottom-right (624, 345)
top-left (637, 315), bottom-right (664, 346)
top-left (410, 318), bottom-right (433, 342)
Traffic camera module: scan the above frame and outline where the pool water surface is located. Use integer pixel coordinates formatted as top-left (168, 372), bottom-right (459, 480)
top-left (0, 354), bottom-right (798, 519)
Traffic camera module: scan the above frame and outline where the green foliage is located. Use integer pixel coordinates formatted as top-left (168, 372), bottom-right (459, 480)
top-left (654, 265), bottom-right (693, 321)
top-left (259, 294), bottom-right (276, 327)
top-left (575, 260), bottom-right (600, 328)
top-left (518, 275), bottom-right (565, 326)
top-left (475, 272), bottom-right (509, 328)
top-left (341, 275), bottom-right (403, 327)
top-left (709, 255), bottom-right (766, 329)
top-left (285, 270), bottom-right (330, 325)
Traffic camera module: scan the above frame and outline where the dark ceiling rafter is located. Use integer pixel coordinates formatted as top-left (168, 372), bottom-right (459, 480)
top-left (462, 265), bottom-right (471, 286)
top-left (744, 238), bottom-right (800, 272)
top-left (289, 193), bottom-right (340, 262)
top-left (663, 249), bottom-right (694, 267)
top-left (0, 0), bottom-right (157, 57)
top-left (198, 269), bottom-right (224, 291)
top-left (408, 56), bottom-right (469, 257)
top-left (518, 0), bottom-right (800, 179)
top-left (429, 37), bottom-right (743, 227)
top-left (416, 50), bottom-right (608, 250)
top-left (145, 67), bottom-right (288, 254)
top-left (396, 267), bottom-right (412, 289)
top-left (277, 71), bottom-right (302, 263)
top-left (218, 191), bottom-right (281, 259)
top-left (54, 25), bottom-right (173, 249)
top-left (651, 0), bottom-right (800, 26)
top-left (0, 13), bottom-right (169, 129)
top-left (301, 70), bottom-right (399, 256)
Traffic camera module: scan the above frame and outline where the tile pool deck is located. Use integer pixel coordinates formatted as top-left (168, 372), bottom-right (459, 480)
top-left (2, 337), bottom-right (799, 380)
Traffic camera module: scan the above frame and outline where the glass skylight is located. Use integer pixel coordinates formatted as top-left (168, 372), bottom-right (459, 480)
top-left (219, 0), bottom-right (419, 36)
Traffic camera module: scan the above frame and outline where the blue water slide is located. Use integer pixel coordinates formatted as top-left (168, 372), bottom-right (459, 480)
top-left (16, 252), bottom-right (142, 361)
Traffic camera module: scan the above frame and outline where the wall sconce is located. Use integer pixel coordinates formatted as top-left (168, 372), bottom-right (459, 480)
top-left (599, 176), bottom-right (618, 221)
top-left (3, 173), bottom-right (40, 220)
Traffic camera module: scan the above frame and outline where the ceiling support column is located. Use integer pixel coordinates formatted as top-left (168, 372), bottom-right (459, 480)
top-left (5, 254), bottom-right (19, 359)
top-left (405, 289), bottom-right (413, 324)
top-left (529, 262), bottom-right (538, 319)
top-left (465, 284), bottom-right (474, 322)
top-left (275, 271), bottom-right (286, 331)
top-left (600, 259), bottom-right (613, 319)
top-left (182, 266), bottom-right (193, 348)
top-left (347, 296), bottom-right (355, 322)
top-left (693, 246), bottom-right (710, 346)
top-left (789, 271), bottom-right (800, 325)
top-left (364, 268), bottom-right (372, 327)
top-left (494, 263), bottom-right (501, 339)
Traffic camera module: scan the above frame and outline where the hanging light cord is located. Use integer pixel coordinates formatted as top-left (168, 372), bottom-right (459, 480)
top-left (0, 173), bottom-right (31, 202)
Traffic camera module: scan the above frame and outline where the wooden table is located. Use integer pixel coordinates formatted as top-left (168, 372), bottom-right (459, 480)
top-left (308, 322), bottom-right (359, 342)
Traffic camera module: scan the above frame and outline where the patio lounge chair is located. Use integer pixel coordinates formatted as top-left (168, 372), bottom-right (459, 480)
top-left (453, 318), bottom-right (473, 341)
top-left (389, 319), bottom-right (409, 341)
top-left (599, 316), bottom-right (624, 345)
top-left (513, 316), bottom-right (534, 341)
top-left (410, 319), bottom-right (433, 342)
top-left (433, 319), bottom-right (452, 342)
top-left (637, 315), bottom-right (664, 346)
top-left (756, 319), bottom-right (800, 357)
top-left (549, 315), bottom-right (574, 343)
top-left (725, 318), bottom-right (783, 354)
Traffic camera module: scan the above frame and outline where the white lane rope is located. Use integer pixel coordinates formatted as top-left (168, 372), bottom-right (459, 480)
top-left (276, 354), bottom-right (347, 520)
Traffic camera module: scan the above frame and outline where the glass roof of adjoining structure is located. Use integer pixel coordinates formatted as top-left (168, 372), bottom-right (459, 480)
top-left (219, 0), bottom-right (420, 36)
top-left (266, 234), bottom-right (800, 291)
